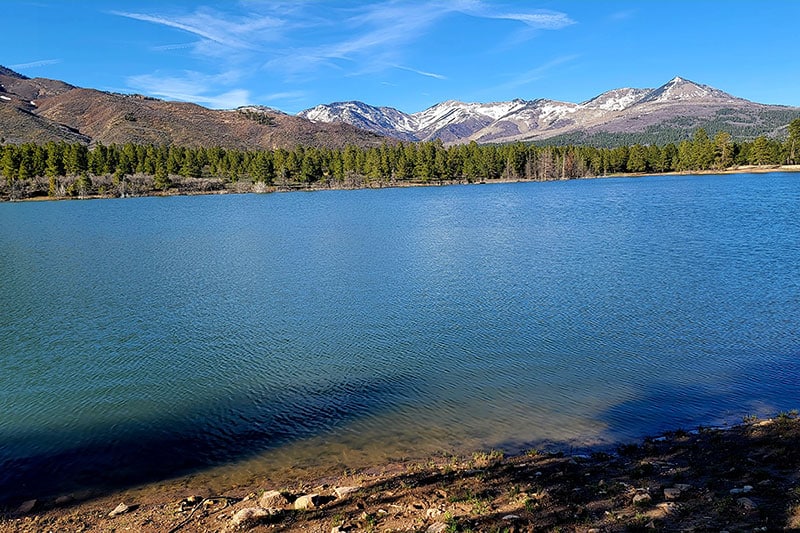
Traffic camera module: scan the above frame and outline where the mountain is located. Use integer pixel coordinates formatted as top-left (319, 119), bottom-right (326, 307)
top-left (0, 67), bottom-right (386, 149)
top-left (4, 68), bottom-right (799, 149)
top-left (299, 76), bottom-right (800, 146)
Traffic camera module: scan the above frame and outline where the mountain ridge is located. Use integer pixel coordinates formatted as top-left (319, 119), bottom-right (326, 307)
top-left (2, 66), bottom-right (799, 149)
top-left (299, 76), bottom-right (800, 146)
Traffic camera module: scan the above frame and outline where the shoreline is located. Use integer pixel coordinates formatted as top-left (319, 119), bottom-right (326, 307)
top-left (2, 413), bottom-right (799, 532)
top-left (2, 164), bottom-right (799, 203)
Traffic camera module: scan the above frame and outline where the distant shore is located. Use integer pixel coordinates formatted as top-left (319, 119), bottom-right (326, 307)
top-left (2, 164), bottom-right (799, 203)
top-left (2, 413), bottom-right (799, 532)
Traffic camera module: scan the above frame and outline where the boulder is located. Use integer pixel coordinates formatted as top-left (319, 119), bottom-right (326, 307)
top-left (334, 486), bottom-right (360, 499)
top-left (228, 507), bottom-right (274, 530)
top-left (258, 490), bottom-right (289, 508)
top-left (294, 493), bottom-right (320, 510)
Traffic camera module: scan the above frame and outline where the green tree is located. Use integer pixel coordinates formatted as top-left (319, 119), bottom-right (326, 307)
top-left (2, 144), bottom-right (19, 183)
top-left (45, 142), bottom-right (65, 178)
top-left (750, 136), bottom-right (774, 165)
top-left (787, 117), bottom-right (800, 164)
top-left (626, 144), bottom-right (648, 173)
top-left (691, 128), bottom-right (714, 170)
top-left (153, 160), bottom-right (171, 190)
top-left (712, 131), bottom-right (734, 169)
top-left (250, 151), bottom-right (275, 184)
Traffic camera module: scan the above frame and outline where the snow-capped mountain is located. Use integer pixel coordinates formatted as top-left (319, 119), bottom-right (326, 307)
top-left (299, 101), bottom-right (418, 141)
top-left (636, 76), bottom-right (742, 105)
top-left (298, 76), bottom-right (794, 145)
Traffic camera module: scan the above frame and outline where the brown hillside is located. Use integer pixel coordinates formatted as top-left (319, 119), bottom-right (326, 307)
top-left (0, 67), bottom-right (388, 149)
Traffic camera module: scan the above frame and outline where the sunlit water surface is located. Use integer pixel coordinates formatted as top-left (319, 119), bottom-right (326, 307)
top-left (1, 173), bottom-right (798, 499)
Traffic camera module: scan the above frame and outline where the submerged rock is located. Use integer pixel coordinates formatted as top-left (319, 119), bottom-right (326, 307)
top-left (737, 497), bottom-right (758, 511)
top-left (15, 499), bottom-right (37, 515)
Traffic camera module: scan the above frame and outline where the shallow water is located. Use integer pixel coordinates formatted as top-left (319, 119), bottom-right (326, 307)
top-left (1, 173), bottom-right (799, 499)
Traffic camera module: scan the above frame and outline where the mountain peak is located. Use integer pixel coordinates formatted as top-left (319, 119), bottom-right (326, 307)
top-left (638, 76), bottom-right (739, 105)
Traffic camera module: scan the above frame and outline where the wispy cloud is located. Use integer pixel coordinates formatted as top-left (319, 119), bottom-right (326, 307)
top-left (393, 64), bottom-right (447, 80)
top-left (486, 54), bottom-right (580, 95)
top-left (609, 9), bottom-right (636, 21)
top-left (113, 9), bottom-right (283, 51)
top-left (149, 42), bottom-right (197, 52)
top-left (112, 1), bottom-right (576, 109)
top-left (10, 59), bottom-right (60, 70)
top-left (127, 71), bottom-right (251, 109)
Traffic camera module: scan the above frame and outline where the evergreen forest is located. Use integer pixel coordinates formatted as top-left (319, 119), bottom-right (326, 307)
top-left (1, 120), bottom-right (798, 201)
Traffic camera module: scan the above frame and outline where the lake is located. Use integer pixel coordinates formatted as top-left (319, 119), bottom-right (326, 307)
top-left (1, 172), bottom-right (798, 500)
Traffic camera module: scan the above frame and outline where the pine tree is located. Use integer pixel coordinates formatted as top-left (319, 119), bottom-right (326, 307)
top-left (787, 118), bottom-right (800, 165)
top-left (712, 131), bottom-right (734, 169)
top-left (626, 144), bottom-right (648, 173)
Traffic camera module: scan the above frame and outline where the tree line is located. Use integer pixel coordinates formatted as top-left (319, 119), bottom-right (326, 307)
top-left (1, 120), bottom-right (798, 200)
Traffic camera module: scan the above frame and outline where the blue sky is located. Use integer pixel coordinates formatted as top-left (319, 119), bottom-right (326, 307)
top-left (6, 1), bottom-right (800, 114)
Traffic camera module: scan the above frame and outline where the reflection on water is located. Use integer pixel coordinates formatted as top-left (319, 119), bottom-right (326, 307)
top-left (1, 172), bottom-right (799, 500)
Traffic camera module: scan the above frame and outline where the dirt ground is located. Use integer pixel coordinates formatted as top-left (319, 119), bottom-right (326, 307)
top-left (2, 414), bottom-right (799, 532)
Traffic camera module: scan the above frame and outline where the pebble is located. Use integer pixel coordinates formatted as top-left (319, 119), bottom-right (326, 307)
top-left (663, 487), bottom-right (681, 500)
top-left (633, 493), bottom-right (652, 505)
top-left (737, 497), bottom-right (758, 511)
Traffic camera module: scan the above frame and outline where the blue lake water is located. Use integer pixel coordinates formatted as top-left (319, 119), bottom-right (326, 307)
top-left (1, 172), bottom-right (799, 500)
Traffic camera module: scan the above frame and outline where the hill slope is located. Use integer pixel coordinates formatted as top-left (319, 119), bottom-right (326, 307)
top-left (0, 67), bottom-right (386, 149)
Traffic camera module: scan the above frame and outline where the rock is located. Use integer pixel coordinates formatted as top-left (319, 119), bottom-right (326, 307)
top-left (674, 483), bottom-right (693, 491)
top-left (663, 487), bottom-right (682, 500)
top-left (228, 507), bottom-right (274, 530)
top-left (258, 490), bottom-right (289, 508)
top-left (15, 499), bottom-right (37, 515)
top-left (334, 486), bottom-right (360, 499)
top-left (737, 497), bottom-right (758, 511)
top-left (743, 485), bottom-right (754, 493)
top-left (294, 493), bottom-right (320, 510)
top-left (55, 495), bottom-right (74, 505)
top-left (425, 508), bottom-right (442, 518)
top-left (633, 493), bottom-right (652, 505)
top-left (502, 514), bottom-right (520, 520)
top-left (108, 502), bottom-right (135, 517)
top-left (427, 523), bottom-right (448, 533)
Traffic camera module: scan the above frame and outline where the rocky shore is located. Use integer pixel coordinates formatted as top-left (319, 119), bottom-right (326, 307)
top-left (2, 413), bottom-right (799, 532)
